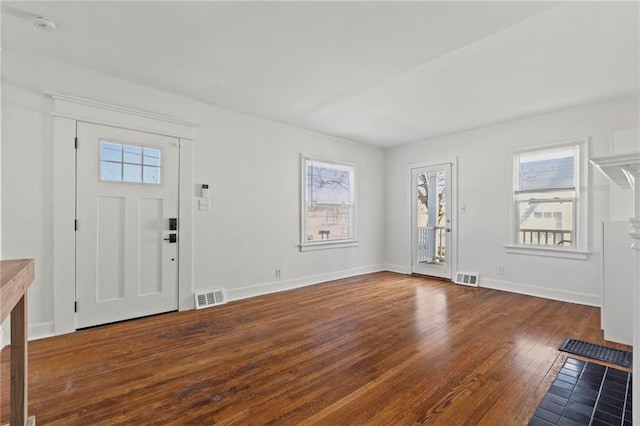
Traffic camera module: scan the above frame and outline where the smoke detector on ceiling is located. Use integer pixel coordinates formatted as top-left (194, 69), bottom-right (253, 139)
top-left (32, 16), bottom-right (56, 32)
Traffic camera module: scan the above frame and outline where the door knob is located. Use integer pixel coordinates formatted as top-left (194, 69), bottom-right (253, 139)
top-left (445, 228), bottom-right (451, 232)
top-left (164, 233), bottom-right (177, 243)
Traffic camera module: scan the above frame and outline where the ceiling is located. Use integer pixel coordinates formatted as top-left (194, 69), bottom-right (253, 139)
top-left (2, 1), bottom-right (638, 148)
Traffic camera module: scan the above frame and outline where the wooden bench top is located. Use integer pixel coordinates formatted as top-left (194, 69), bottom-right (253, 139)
top-left (1, 259), bottom-right (35, 323)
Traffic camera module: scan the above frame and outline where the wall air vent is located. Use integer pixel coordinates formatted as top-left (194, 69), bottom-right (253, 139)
top-left (454, 272), bottom-right (479, 287)
top-left (195, 289), bottom-right (226, 309)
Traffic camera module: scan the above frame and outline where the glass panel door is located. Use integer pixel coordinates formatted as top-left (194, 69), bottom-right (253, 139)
top-left (411, 164), bottom-right (452, 279)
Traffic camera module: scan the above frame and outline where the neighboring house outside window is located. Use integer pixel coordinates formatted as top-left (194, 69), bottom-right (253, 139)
top-left (300, 156), bottom-right (357, 251)
top-left (514, 144), bottom-right (580, 249)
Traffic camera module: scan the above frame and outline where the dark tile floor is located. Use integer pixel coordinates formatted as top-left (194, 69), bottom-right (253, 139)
top-left (529, 358), bottom-right (632, 426)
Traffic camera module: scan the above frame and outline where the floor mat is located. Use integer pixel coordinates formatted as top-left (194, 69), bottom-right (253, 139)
top-left (559, 338), bottom-right (632, 368)
top-left (529, 357), bottom-right (632, 425)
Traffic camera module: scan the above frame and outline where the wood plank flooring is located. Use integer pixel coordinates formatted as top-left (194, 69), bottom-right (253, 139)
top-left (0, 272), bottom-right (630, 425)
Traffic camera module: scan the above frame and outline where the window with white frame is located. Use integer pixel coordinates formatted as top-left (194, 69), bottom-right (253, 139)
top-left (301, 157), bottom-right (356, 249)
top-left (100, 140), bottom-right (162, 185)
top-left (514, 144), bottom-right (579, 248)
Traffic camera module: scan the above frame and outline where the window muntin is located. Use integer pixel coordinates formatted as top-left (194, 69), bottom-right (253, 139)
top-left (302, 157), bottom-right (356, 245)
top-left (100, 141), bottom-right (162, 185)
top-left (514, 145), bottom-right (578, 248)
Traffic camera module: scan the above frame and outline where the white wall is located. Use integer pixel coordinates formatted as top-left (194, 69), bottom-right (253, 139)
top-left (193, 109), bottom-right (386, 300)
top-left (1, 52), bottom-right (385, 339)
top-left (3, 49), bottom-right (637, 342)
top-left (610, 127), bottom-right (639, 220)
top-left (385, 96), bottom-right (639, 305)
top-left (0, 29), bottom-right (3, 348)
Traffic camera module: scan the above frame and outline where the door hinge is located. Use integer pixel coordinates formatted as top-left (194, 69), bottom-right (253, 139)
top-left (74, 301), bottom-right (77, 313)
top-left (74, 219), bottom-right (78, 231)
top-left (74, 137), bottom-right (78, 149)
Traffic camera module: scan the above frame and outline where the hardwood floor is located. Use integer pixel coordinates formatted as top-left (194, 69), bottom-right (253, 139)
top-left (0, 272), bottom-right (630, 425)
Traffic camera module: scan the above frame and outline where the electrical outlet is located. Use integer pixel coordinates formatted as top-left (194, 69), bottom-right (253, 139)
top-left (198, 199), bottom-right (211, 211)
top-left (497, 265), bottom-right (504, 275)
top-left (275, 269), bottom-right (281, 279)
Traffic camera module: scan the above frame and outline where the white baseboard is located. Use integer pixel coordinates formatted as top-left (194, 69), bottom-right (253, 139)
top-left (18, 266), bottom-right (391, 342)
top-left (481, 278), bottom-right (600, 307)
top-left (226, 264), bottom-right (386, 302)
top-left (29, 322), bottom-right (56, 341)
top-left (1, 318), bottom-right (8, 349)
top-left (1, 321), bottom-right (55, 347)
top-left (4, 274), bottom-right (600, 346)
top-left (381, 264), bottom-right (410, 274)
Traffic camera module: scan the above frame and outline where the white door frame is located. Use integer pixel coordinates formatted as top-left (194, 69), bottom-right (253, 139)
top-left (407, 159), bottom-right (458, 279)
top-left (50, 92), bottom-right (198, 335)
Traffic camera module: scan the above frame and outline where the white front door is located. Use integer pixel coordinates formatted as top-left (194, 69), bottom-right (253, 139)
top-left (411, 164), bottom-right (452, 279)
top-left (76, 122), bottom-right (179, 328)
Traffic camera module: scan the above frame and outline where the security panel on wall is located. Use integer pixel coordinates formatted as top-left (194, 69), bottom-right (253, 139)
top-left (201, 184), bottom-right (210, 198)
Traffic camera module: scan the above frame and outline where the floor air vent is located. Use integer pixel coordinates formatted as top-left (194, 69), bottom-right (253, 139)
top-left (454, 272), bottom-right (479, 287)
top-left (195, 289), bottom-right (226, 309)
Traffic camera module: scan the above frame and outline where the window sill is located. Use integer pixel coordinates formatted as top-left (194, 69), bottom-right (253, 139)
top-left (299, 240), bottom-right (359, 252)
top-left (504, 244), bottom-right (590, 260)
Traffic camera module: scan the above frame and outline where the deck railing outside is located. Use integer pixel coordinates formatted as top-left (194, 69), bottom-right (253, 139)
top-left (417, 228), bottom-right (571, 263)
top-left (519, 229), bottom-right (572, 246)
top-left (417, 226), bottom-right (446, 263)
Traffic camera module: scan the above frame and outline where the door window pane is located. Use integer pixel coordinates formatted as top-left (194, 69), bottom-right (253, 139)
top-left (101, 142), bottom-right (122, 162)
top-left (416, 170), bottom-right (446, 264)
top-left (123, 164), bottom-right (142, 183)
top-left (143, 166), bottom-right (161, 184)
top-left (100, 140), bottom-right (162, 185)
top-left (100, 161), bottom-right (122, 182)
top-left (123, 145), bottom-right (142, 164)
top-left (143, 147), bottom-right (161, 166)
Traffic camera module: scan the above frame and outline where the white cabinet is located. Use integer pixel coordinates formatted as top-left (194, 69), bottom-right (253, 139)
top-left (602, 221), bottom-right (633, 345)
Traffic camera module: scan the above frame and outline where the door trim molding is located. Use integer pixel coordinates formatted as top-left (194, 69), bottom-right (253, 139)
top-left (408, 159), bottom-right (458, 280)
top-left (47, 91), bottom-right (198, 140)
top-left (50, 93), bottom-right (196, 335)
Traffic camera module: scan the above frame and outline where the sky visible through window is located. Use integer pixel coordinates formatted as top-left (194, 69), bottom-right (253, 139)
top-left (307, 162), bottom-right (350, 204)
top-left (100, 141), bottom-right (162, 184)
top-left (304, 159), bottom-right (354, 243)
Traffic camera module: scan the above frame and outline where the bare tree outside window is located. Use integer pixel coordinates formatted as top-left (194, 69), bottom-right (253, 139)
top-left (416, 171), bottom-right (446, 262)
top-left (416, 172), bottom-right (446, 225)
top-left (302, 158), bottom-right (355, 246)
